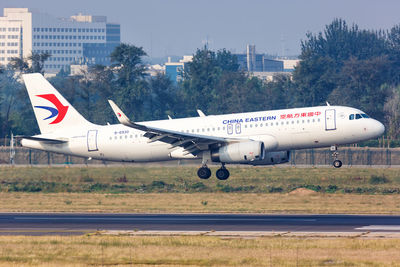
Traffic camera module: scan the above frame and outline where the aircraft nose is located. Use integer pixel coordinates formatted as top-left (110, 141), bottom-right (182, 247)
top-left (373, 120), bottom-right (385, 137)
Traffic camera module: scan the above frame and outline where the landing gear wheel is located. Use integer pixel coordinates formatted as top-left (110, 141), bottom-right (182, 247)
top-left (333, 160), bottom-right (342, 168)
top-left (197, 167), bottom-right (211, 179)
top-left (216, 168), bottom-right (230, 180)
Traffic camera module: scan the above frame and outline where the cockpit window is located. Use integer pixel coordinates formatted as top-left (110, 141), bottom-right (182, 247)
top-left (361, 113), bottom-right (369, 118)
top-left (350, 113), bottom-right (369, 120)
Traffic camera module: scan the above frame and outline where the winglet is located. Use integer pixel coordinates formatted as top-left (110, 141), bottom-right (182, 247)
top-left (197, 109), bottom-right (206, 117)
top-left (108, 100), bottom-right (134, 126)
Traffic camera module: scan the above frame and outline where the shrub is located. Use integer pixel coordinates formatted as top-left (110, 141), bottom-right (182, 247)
top-left (190, 182), bottom-right (207, 191)
top-left (325, 185), bottom-right (338, 193)
top-left (369, 175), bottom-right (390, 185)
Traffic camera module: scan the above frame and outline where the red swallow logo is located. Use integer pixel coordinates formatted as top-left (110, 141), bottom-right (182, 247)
top-left (34, 94), bottom-right (69, 124)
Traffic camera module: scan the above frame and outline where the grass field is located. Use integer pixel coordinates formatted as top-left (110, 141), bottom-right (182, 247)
top-left (0, 166), bottom-right (400, 213)
top-left (0, 235), bottom-right (400, 266)
top-left (2, 192), bottom-right (400, 214)
top-left (1, 165), bottom-right (399, 194)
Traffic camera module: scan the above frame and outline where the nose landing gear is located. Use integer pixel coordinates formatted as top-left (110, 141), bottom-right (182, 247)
top-left (331, 145), bottom-right (342, 168)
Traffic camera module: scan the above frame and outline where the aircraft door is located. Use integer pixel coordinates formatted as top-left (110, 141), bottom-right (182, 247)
top-left (235, 123), bottom-right (241, 134)
top-left (325, 109), bottom-right (336, 131)
top-left (227, 124), bottom-right (233, 135)
top-left (87, 130), bottom-right (99, 151)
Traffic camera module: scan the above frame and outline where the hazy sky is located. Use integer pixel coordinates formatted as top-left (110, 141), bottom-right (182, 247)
top-left (1, 0), bottom-right (400, 58)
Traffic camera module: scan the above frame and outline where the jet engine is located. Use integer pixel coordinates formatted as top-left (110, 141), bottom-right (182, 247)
top-left (250, 151), bottom-right (290, 165)
top-left (211, 141), bottom-right (265, 163)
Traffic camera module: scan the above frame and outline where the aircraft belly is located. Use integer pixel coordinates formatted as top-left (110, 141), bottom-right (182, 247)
top-left (98, 142), bottom-right (171, 162)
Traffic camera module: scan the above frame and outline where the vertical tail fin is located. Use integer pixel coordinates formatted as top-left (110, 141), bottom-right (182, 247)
top-left (22, 73), bottom-right (92, 134)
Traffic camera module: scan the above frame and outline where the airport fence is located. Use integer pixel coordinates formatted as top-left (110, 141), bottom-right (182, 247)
top-left (0, 146), bottom-right (400, 166)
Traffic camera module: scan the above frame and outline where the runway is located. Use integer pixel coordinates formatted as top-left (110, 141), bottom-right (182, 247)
top-left (1, 213), bottom-right (400, 235)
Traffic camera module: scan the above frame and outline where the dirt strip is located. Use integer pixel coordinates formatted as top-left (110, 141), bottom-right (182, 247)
top-left (99, 230), bottom-right (400, 239)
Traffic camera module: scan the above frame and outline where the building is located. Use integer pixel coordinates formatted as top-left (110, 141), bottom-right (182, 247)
top-left (0, 8), bottom-right (120, 74)
top-left (165, 55), bottom-right (193, 83)
top-left (235, 44), bottom-right (300, 81)
top-left (281, 59), bottom-right (300, 72)
top-left (236, 44), bottom-right (284, 72)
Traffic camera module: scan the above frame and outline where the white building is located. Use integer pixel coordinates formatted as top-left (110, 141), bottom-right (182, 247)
top-left (0, 8), bottom-right (120, 74)
top-left (165, 55), bottom-right (193, 82)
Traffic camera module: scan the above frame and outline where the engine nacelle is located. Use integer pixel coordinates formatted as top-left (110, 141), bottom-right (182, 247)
top-left (211, 141), bottom-right (265, 163)
top-left (250, 151), bottom-right (290, 165)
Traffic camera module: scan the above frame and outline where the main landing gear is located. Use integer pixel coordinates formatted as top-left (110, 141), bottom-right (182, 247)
top-left (197, 163), bottom-right (230, 180)
top-left (331, 145), bottom-right (343, 168)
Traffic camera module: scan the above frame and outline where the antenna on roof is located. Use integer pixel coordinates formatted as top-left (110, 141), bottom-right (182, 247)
top-left (326, 102), bottom-right (331, 106)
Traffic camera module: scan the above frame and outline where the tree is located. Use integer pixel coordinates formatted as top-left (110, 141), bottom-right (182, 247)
top-left (181, 46), bottom-right (242, 115)
top-left (111, 43), bottom-right (147, 88)
top-left (293, 19), bottom-right (388, 107)
top-left (147, 73), bottom-right (180, 120)
top-left (8, 51), bottom-right (51, 74)
top-left (28, 52), bottom-right (51, 74)
top-left (383, 86), bottom-right (400, 139)
top-left (110, 43), bottom-right (148, 120)
top-left (328, 56), bottom-right (391, 121)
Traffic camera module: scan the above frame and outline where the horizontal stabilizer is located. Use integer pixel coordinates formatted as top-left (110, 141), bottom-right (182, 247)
top-left (17, 135), bottom-right (68, 144)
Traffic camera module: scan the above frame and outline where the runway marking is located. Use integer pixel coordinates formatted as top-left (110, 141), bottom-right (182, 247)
top-left (355, 225), bottom-right (400, 231)
top-left (13, 217), bottom-right (317, 222)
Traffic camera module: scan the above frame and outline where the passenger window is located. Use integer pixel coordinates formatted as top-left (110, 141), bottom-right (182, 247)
top-left (356, 114), bottom-right (362, 119)
top-left (349, 114), bottom-right (354, 120)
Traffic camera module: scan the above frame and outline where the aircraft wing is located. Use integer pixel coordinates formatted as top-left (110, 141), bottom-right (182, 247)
top-left (108, 100), bottom-right (234, 155)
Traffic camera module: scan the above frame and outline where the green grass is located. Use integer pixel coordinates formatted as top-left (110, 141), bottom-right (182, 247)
top-left (0, 166), bottom-right (399, 194)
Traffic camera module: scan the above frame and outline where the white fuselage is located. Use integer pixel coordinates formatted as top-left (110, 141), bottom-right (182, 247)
top-left (21, 105), bottom-right (385, 163)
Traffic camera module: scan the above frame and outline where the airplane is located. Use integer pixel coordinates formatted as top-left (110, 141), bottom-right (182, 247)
top-left (20, 73), bottom-right (385, 180)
